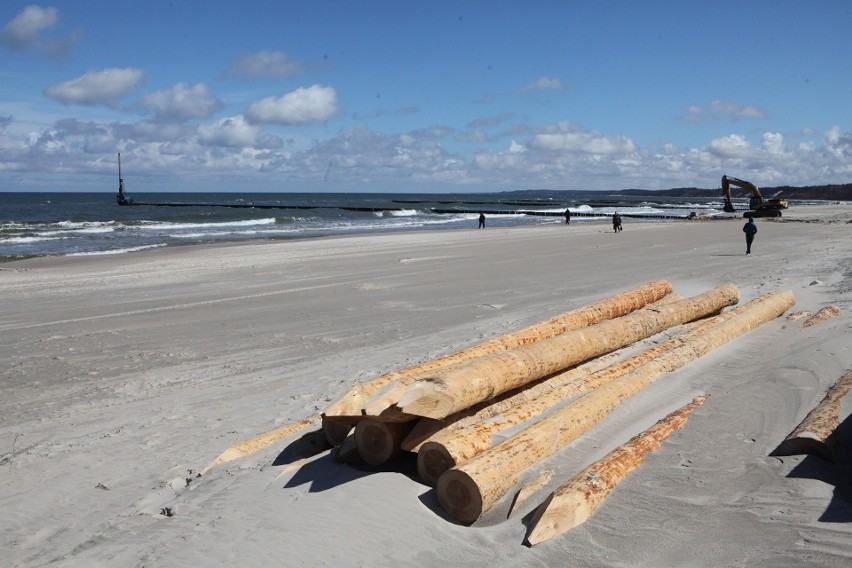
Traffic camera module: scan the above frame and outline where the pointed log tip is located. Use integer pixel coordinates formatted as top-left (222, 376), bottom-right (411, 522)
top-left (772, 436), bottom-right (835, 463)
top-left (398, 383), bottom-right (455, 419)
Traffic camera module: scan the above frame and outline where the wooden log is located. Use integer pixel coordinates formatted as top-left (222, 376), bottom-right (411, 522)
top-left (802, 305), bottom-right (842, 328)
top-left (414, 294), bottom-right (774, 484)
top-left (401, 352), bottom-right (623, 453)
top-left (435, 290), bottom-right (794, 523)
top-left (320, 280), bottom-right (673, 442)
top-left (525, 395), bottom-right (708, 545)
top-left (786, 310), bottom-right (811, 321)
top-left (199, 416), bottom-right (318, 476)
top-left (356, 280), bottom-right (676, 420)
top-left (772, 369), bottom-right (852, 462)
top-left (354, 419), bottom-right (417, 465)
top-left (398, 284), bottom-right (741, 420)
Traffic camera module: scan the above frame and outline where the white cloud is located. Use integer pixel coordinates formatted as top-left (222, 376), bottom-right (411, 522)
top-left (681, 99), bottom-right (768, 122)
top-left (197, 115), bottom-right (280, 149)
top-left (226, 50), bottom-right (304, 78)
top-left (529, 121), bottom-right (637, 154)
top-left (0, 5), bottom-right (81, 57)
top-left (520, 76), bottom-right (565, 92)
top-left (140, 83), bottom-right (223, 120)
top-left (44, 68), bottom-right (144, 105)
top-left (245, 85), bottom-right (339, 125)
top-left (0, 5), bottom-right (57, 50)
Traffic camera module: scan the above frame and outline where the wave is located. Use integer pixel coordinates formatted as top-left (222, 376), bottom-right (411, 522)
top-left (1, 235), bottom-right (70, 244)
top-left (142, 218), bottom-right (278, 231)
top-left (67, 243), bottom-right (168, 256)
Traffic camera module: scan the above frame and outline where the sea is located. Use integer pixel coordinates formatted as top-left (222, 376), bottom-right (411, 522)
top-left (0, 190), bottom-right (782, 261)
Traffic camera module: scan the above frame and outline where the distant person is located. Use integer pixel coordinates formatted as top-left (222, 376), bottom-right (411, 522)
top-left (478, 212), bottom-right (486, 229)
top-left (612, 212), bottom-right (622, 233)
top-left (564, 208), bottom-right (571, 225)
top-left (743, 217), bottom-right (757, 255)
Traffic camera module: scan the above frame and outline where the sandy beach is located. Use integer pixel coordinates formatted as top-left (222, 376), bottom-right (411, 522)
top-left (2, 205), bottom-right (851, 567)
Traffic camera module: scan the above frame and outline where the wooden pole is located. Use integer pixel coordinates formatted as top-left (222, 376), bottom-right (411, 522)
top-left (435, 290), bottom-right (794, 523)
top-left (772, 368), bottom-right (852, 462)
top-left (414, 293), bottom-right (774, 484)
top-left (398, 284), bottom-right (740, 420)
top-left (199, 416), bottom-right (318, 476)
top-left (320, 280), bottom-right (673, 442)
top-left (525, 395), bottom-right (708, 545)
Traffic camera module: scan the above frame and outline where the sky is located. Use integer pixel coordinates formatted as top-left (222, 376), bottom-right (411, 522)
top-left (0, 1), bottom-right (850, 194)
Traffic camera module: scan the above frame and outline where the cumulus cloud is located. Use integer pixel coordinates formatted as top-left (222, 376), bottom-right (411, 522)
top-left (245, 84), bottom-right (339, 125)
top-left (225, 50), bottom-right (305, 78)
top-left (0, 5), bottom-right (57, 50)
top-left (0, 5), bottom-right (81, 56)
top-left (140, 83), bottom-right (223, 120)
top-left (197, 115), bottom-right (280, 148)
top-left (681, 99), bottom-right (768, 122)
top-left (529, 121), bottom-right (637, 154)
top-left (44, 68), bottom-right (144, 105)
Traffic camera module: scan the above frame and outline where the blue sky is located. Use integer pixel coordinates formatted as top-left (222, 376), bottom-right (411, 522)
top-left (1, 1), bottom-right (850, 193)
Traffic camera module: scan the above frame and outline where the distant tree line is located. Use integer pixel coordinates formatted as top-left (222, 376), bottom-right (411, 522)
top-left (616, 184), bottom-right (852, 200)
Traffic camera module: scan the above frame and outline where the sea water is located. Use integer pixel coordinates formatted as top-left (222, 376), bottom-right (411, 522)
top-left (0, 191), bottom-right (736, 260)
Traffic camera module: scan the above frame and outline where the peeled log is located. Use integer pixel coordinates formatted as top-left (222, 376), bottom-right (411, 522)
top-left (356, 281), bottom-right (675, 420)
top-left (772, 369), bottom-right (852, 462)
top-left (401, 352), bottom-right (622, 453)
top-left (199, 416), bottom-right (318, 476)
top-left (525, 395), bottom-right (708, 545)
top-left (436, 290), bottom-right (794, 523)
top-left (399, 284), bottom-right (740, 420)
top-left (320, 280), bottom-right (672, 442)
top-left (415, 293), bottom-right (775, 484)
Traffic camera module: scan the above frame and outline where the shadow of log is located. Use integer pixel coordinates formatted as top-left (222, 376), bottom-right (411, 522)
top-left (787, 413), bottom-right (852, 523)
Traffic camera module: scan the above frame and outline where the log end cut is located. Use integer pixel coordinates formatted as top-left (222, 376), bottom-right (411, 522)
top-left (354, 419), bottom-right (414, 466)
top-left (321, 417), bottom-right (356, 446)
top-left (436, 468), bottom-right (484, 524)
top-left (772, 432), bottom-right (835, 462)
top-left (397, 381), bottom-right (456, 419)
top-left (417, 441), bottom-right (459, 486)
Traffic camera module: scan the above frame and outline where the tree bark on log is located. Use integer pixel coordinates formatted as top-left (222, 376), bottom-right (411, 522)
top-left (415, 293), bottom-right (774, 484)
top-left (802, 305), bottom-right (842, 328)
top-left (772, 368), bottom-right (852, 462)
top-left (435, 290), bottom-right (794, 523)
top-left (319, 280), bottom-right (673, 443)
top-left (525, 395), bottom-right (708, 546)
top-left (356, 281), bottom-right (676, 421)
top-left (398, 284), bottom-right (740, 421)
top-left (199, 416), bottom-right (318, 476)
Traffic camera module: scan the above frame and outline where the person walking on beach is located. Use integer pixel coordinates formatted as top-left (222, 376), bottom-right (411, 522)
top-left (612, 212), bottom-right (622, 233)
top-left (743, 217), bottom-right (757, 255)
top-left (478, 212), bottom-right (486, 229)
top-left (564, 208), bottom-right (571, 225)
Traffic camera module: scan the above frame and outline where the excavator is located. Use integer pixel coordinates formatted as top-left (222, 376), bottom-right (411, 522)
top-left (721, 175), bottom-right (788, 218)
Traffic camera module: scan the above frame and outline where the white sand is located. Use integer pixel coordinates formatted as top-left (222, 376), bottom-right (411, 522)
top-left (2, 205), bottom-right (851, 567)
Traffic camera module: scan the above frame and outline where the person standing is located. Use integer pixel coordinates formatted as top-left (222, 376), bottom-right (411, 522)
top-left (564, 208), bottom-right (571, 225)
top-left (478, 212), bottom-right (486, 229)
top-left (743, 217), bottom-right (757, 255)
top-left (612, 212), bottom-right (622, 233)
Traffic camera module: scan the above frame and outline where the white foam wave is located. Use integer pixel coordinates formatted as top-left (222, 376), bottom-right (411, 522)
top-left (67, 243), bottom-right (168, 256)
top-left (145, 218), bottom-right (277, 231)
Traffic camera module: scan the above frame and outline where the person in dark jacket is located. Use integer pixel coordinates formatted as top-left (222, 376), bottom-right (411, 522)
top-left (478, 212), bottom-right (486, 229)
top-left (564, 208), bottom-right (571, 225)
top-left (743, 217), bottom-right (757, 255)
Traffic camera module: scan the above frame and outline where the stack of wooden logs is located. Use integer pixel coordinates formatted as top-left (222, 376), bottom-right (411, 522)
top-left (318, 280), bottom-right (797, 528)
